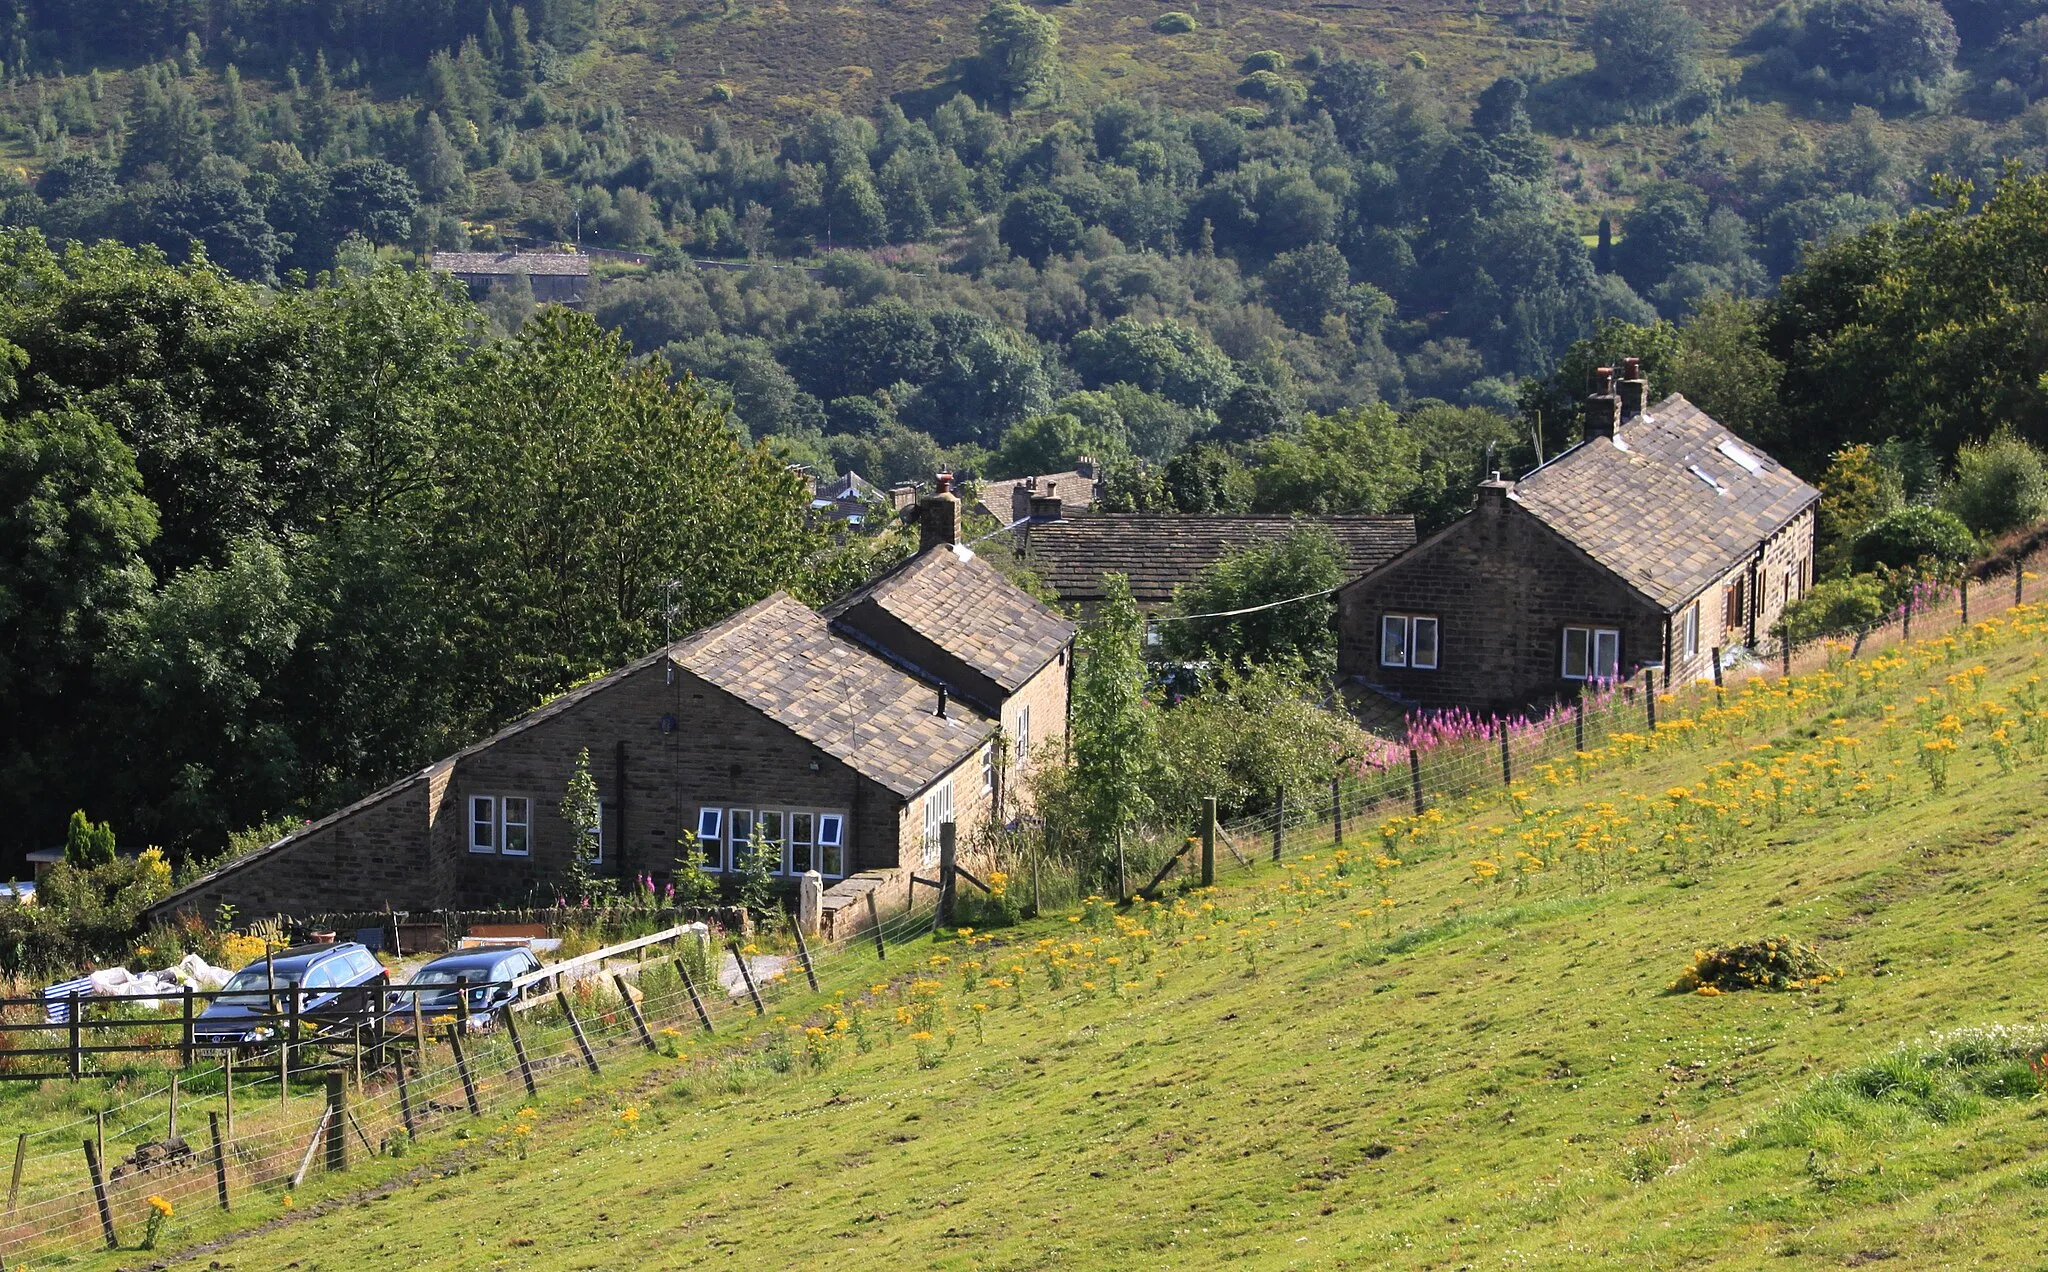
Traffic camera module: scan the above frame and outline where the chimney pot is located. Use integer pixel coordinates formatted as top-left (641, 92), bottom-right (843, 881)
top-left (918, 474), bottom-right (963, 552)
top-left (936, 686), bottom-right (949, 718)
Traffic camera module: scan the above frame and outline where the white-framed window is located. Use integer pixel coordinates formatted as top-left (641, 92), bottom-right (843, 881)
top-left (1380, 614), bottom-right (1439, 670)
top-left (579, 800), bottom-right (610, 865)
top-left (501, 797), bottom-right (530, 856)
top-left (818, 813), bottom-right (845, 877)
top-left (694, 807), bottom-right (723, 871)
top-left (1682, 603), bottom-right (1700, 660)
top-left (787, 811), bottom-right (815, 875)
top-left (922, 778), bottom-right (955, 867)
top-left (1562, 626), bottom-right (1621, 681)
top-left (981, 745), bottom-right (995, 795)
top-left (758, 810), bottom-right (785, 874)
top-left (729, 808), bottom-right (756, 872)
top-left (469, 796), bottom-right (496, 854)
top-left (1014, 705), bottom-right (1032, 762)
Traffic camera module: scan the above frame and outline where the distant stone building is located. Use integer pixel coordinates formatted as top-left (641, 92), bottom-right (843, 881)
top-left (1335, 360), bottom-right (1818, 713)
top-left (430, 251), bottom-right (592, 304)
top-left (144, 479), bottom-right (1072, 938)
top-left (1014, 505), bottom-right (1416, 617)
top-left (974, 462), bottom-right (1103, 525)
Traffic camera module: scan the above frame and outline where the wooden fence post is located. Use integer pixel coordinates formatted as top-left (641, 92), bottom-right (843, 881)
top-left (866, 891), bottom-right (887, 960)
top-left (181, 985), bottom-right (195, 1070)
top-left (675, 961), bottom-right (715, 1034)
top-left (208, 1112), bottom-right (229, 1212)
top-left (168, 1073), bottom-right (179, 1145)
top-left (557, 991), bottom-right (604, 1073)
top-left (1782, 636), bottom-right (1791, 677)
top-left (936, 822), bottom-right (958, 929)
top-left (613, 974), bottom-right (658, 1051)
top-left (395, 1056), bottom-right (416, 1139)
top-left (289, 1111), bottom-right (331, 1190)
top-left (2019, 560), bottom-right (2027, 607)
top-left (727, 945), bottom-right (766, 1017)
top-left (791, 928), bottom-right (821, 993)
top-left (67, 993), bottom-right (82, 1079)
top-left (82, 1139), bottom-right (117, 1249)
top-left (1710, 648), bottom-right (1722, 690)
top-left (1574, 695), bottom-right (1586, 751)
top-left (1200, 797), bottom-right (1216, 886)
top-left (1330, 776), bottom-right (1343, 847)
top-left (1904, 594), bottom-right (1913, 641)
top-left (445, 1025), bottom-right (481, 1116)
top-left (6, 1131), bottom-right (24, 1215)
top-left (1961, 574), bottom-right (1970, 625)
top-left (1271, 788), bottom-right (1284, 862)
top-left (223, 1047), bottom-right (234, 1136)
top-left (1499, 730), bottom-right (1512, 787)
top-left (283, 990), bottom-right (299, 1102)
top-left (1408, 748), bottom-right (1424, 816)
top-left (1643, 669), bottom-right (1656, 729)
top-left (503, 1010), bottom-right (539, 1097)
top-left (324, 1072), bottom-right (347, 1173)
top-left (94, 1110), bottom-right (103, 1173)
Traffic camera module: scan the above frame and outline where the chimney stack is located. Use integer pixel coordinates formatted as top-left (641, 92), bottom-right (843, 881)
top-left (1010, 480), bottom-right (1033, 526)
top-left (1476, 475), bottom-right (1513, 516)
top-left (1617, 355), bottom-right (1649, 421)
top-left (1029, 493), bottom-right (1064, 523)
top-left (1584, 365), bottom-right (1622, 441)
top-left (919, 472), bottom-right (962, 552)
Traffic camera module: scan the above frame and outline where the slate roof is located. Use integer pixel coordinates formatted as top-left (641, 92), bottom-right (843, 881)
top-left (431, 251), bottom-right (592, 277)
top-left (673, 592), bottom-right (993, 797)
top-left (823, 545), bottom-right (1076, 694)
top-left (1510, 393), bottom-right (1819, 611)
top-left (1023, 514), bottom-right (1418, 605)
top-left (973, 470), bottom-right (1100, 523)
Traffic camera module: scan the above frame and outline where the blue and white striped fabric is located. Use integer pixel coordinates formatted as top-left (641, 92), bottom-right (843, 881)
top-left (43, 976), bottom-right (96, 1025)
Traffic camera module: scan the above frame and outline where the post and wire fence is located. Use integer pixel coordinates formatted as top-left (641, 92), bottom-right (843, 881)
top-left (0, 894), bottom-right (943, 1267)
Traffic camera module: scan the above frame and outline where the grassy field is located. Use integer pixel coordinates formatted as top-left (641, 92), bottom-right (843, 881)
top-left (26, 607), bottom-right (2048, 1269)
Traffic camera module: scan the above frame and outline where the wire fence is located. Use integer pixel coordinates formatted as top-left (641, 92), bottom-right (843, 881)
top-left (0, 895), bottom-right (942, 1266)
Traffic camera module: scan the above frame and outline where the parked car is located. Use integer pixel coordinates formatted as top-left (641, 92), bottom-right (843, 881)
top-left (193, 942), bottom-right (389, 1047)
top-left (389, 946), bottom-right (543, 1032)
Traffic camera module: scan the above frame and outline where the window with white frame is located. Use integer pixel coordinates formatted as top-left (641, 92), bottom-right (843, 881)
top-left (694, 807), bottom-right (723, 870)
top-left (1380, 614), bottom-right (1439, 669)
top-left (501, 797), bottom-right (530, 856)
top-left (469, 796), bottom-right (532, 856)
top-left (922, 778), bottom-right (954, 867)
top-left (1014, 705), bottom-right (1032, 762)
top-left (1562, 626), bottom-right (1621, 681)
top-left (1682, 603), bottom-right (1700, 660)
top-left (693, 804), bottom-right (849, 877)
top-left (787, 811), bottom-right (815, 875)
top-left (981, 744), bottom-right (995, 795)
top-left (469, 796), bottom-right (496, 853)
top-left (578, 800), bottom-right (610, 865)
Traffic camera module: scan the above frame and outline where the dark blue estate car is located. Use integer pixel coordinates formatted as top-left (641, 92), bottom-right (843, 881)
top-left (193, 942), bottom-right (389, 1047)
top-left (390, 946), bottom-right (543, 1032)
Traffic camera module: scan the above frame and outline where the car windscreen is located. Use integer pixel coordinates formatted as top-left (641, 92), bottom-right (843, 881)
top-left (216, 967), bottom-right (304, 1007)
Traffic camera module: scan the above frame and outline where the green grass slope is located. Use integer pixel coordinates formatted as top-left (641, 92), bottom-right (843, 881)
top-left (62, 614), bottom-right (2048, 1270)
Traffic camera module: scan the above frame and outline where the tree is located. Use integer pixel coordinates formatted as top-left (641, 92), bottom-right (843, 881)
top-left (63, 810), bottom-right (117, 868)
top-left (1852, 505), bottom-right (1976, 572)
top-left (999, 188), bottom-right (1082, 266)
top-left (325, 158), bottom-right (420, 245)
top-left (561, 746), bottom-right (602, 885)
top-left (1581, 0), bottom-right (1702, 107)
top-left (1614, 183), bottom-right (1707, 297)
top-left (437, 310), bottom-right (817, 724)
top-left (976, 0), bottom-right (1060, 108)
top-left (1070, 317), bottom-right (1240, 411)
top-left (217, 64), bottom-right (257, 161)
top-left (1816, 444), bottom-right (1905, 576)
top-left (1940, 430), bottom-right (2048, 537)
top-left (1264, 243), bottom-right (1351, 332)
top-left (1249, 403), bottom-right (1422, 514)
top-left (121, 70), bottom-right (211, 181)
top-left (1308, 55), bottom-right (1391, 155)
top-left (1163, 442), bottom-right (1250, 512)
top-left (828, 170), bottom-right (889, 247)
top-left (1163, 528), bottom-right (1347, 672)
top-left (414, 114), bottom-right (468, 205)
top-left (1151, 664), bottom-right (1371, 825)
top-left (1402, 401), bottom-right (1523, 533)
top-left (1786, 0), bottom-right (1959, 103)
top-left (1472, 76), bottom-right (1531, 137)
top-left (1069, 574), bottom-right (1159, 887)
top-left (149, 178), bottom-right (285, 282)
top-left (995, 412), bottom-right (1118, 476)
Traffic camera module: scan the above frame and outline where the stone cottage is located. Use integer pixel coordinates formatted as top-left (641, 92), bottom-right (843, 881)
top-left (1336, 359), bottom-right (1818, 713)
top-left (145, 479), bottom-right (1073, 936)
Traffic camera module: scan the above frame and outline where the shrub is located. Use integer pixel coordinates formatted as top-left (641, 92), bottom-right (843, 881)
top-left (1668, 936), bottom-right (1840, 994)
top-left (1939, 429), bottom-right (2048, 538)
top-left (1851, 505), bottom-right (1976, 572)
top-left (1241, 49), bottom-right (1287, 72)
top-left (64, 810), bottom-right (116, 868)
top-left (1234, 70), bottom-right (1300, 102)
top-left (1152, 11), bottom-right (1197, 33)
top-left (1773, 574), bottom-right (1885, 642)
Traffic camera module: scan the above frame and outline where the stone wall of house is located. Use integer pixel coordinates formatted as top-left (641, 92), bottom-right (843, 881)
top-left (1660, 504), bottom-right (1818, 688)
top-left (149, 773), bottom-right (447, 921)
top-left (1337, 488), bottom-right (1665, 711)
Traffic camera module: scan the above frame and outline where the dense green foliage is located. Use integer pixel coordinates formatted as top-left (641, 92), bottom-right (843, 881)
top-left (0, 234), bottom-right (821, 871)
top-left (1163, 527), bottom-right (1347, 672)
